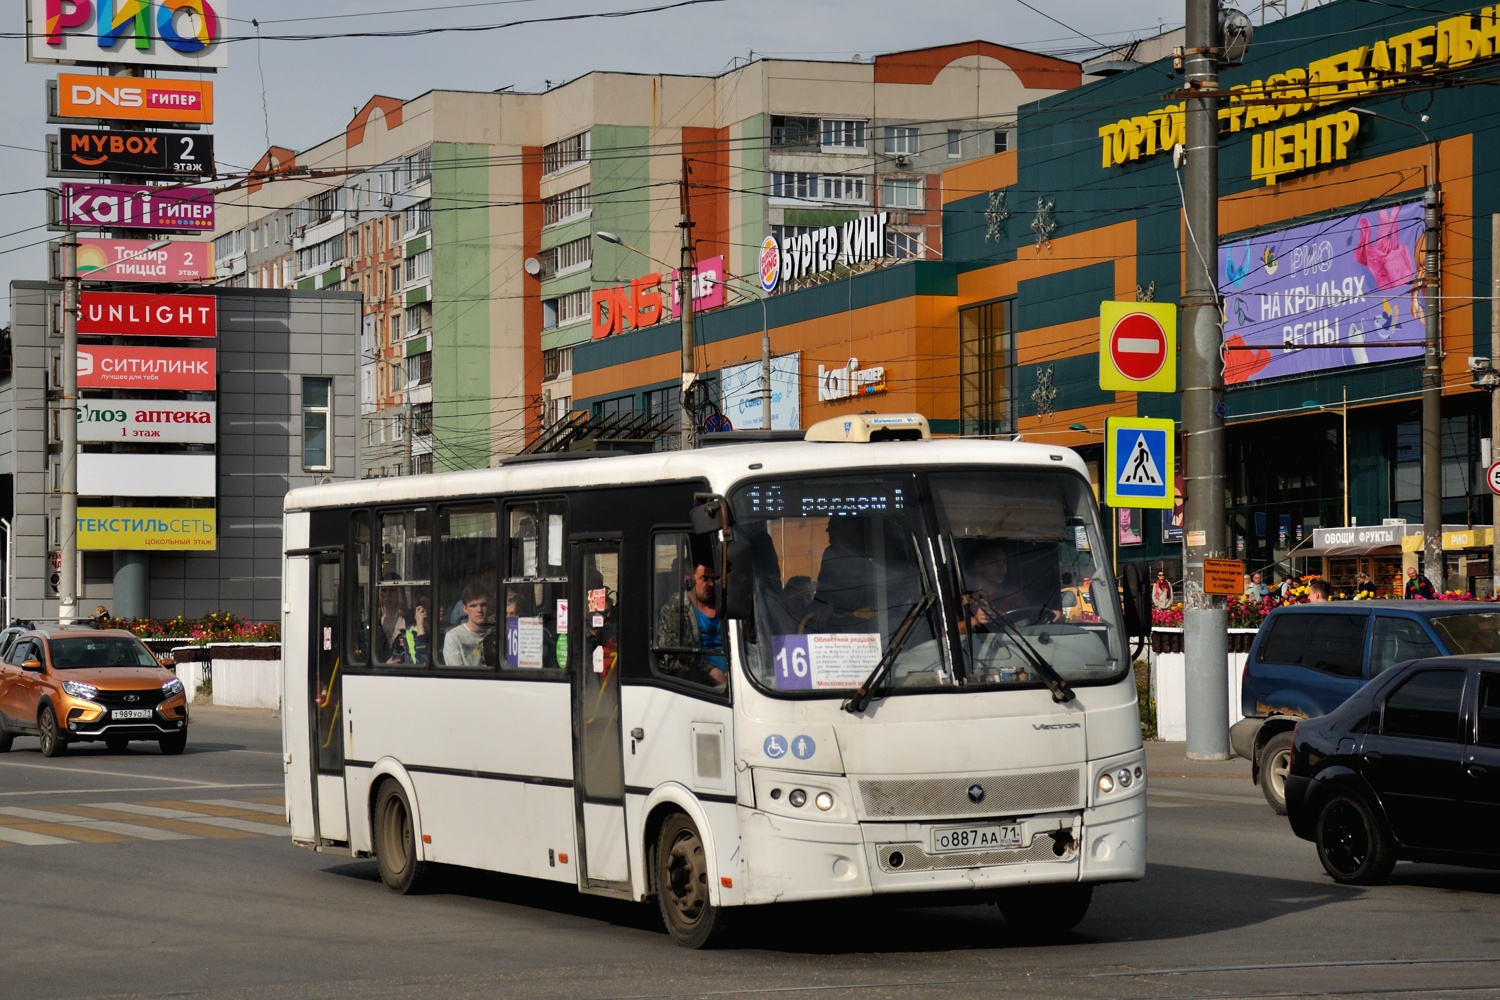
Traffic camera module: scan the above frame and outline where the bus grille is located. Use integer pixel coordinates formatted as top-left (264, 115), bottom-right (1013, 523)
top-left (855, 769), bottom-right (1082, 820)
top-left (876, 835), bottom-right (1077, 873)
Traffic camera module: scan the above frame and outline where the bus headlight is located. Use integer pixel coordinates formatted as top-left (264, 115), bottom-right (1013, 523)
top-left (1098, 772), bottom-right (1115, 794)
top-left (815, 791), bottom-right (834, 811)
top-left (788, 789), bottom-right (807, 808)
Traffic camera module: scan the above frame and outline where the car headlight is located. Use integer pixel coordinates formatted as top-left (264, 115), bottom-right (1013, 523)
top-left (62, 680), bottom-right (99, 700)
top-left (161, 677), bottom-right (185, 699)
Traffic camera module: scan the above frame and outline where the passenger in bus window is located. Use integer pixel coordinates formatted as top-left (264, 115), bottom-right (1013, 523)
top-left (781, 575), bottom-right (815, 623)
top-left (443, 584), bottom-right (492, 667)
top-left (655, 562), bottom-right (727, 686)
top-left (806, 515), bottom-right (874, 630)
top-left (396, 596), bottom-right (431, 666)
top-left (375, 584), bottom-right (410, 664)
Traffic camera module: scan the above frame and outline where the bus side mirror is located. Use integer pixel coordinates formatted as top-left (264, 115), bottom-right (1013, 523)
top-left (690, 493), bottom-right (734, 536)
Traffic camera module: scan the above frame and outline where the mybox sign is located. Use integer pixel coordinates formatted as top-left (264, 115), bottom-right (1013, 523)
top-left (78, 346), bottom-right (215, 390)
top-left (56, 73), bottom-right (213, 124)
top-left (77, 399), bottom-right (217, 444)
top-left (28, 0), bottom-right (228, 69)
top-left (56, 127), bottom-right (214, 177)
top-left (76, 238), bottom-right (213, 283)
top-left (60, 182), bottom-right (214, 231)
top-left (591, 254), bottom-right (726, 339)
top-left (79, 292), bottom-right (216, 337)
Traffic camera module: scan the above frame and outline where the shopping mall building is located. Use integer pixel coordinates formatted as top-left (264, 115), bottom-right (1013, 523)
top-left (573, 0), bottom-right (1500, 596)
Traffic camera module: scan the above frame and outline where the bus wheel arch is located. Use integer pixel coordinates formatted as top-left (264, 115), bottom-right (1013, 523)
top-left (368, 767), bottom-right (430, 894)
top-left (653, 810), bottom-right (729, 948)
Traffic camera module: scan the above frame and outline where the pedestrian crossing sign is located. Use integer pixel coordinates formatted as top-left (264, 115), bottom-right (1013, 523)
top-left (1105, 416), bottom-right (1175, 509)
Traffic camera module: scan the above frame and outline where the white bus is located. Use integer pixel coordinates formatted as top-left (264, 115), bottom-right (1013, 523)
top-left (281, 414), bottom-right (1145, 947)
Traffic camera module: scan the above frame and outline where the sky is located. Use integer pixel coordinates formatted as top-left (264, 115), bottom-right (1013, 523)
top-left (0, 0), bottom-right (1197, 323)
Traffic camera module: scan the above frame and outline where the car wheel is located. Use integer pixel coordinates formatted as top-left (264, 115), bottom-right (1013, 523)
top-left (1259, 731), bottom-right (1294, 816)
top-left (1316, 792), bottom-right (1395, 885)
top-left (158, 731), bottom-right (186, 755)
top-left (656, 813), bottom-right (728, 948)
top-left (38, 706), bottom-right (65, 757)
top-left (996, 883), bottom-right (1094, 934)
top-left (374, 781), bottom-right (428, 894)
top-left (105, 736), bottom-right (129, 753)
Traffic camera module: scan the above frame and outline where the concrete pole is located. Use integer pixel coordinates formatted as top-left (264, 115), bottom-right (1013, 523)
top-left (759, 294), bottom-right (772, 428)
top-left (59, 232), bottom-right (80, 623)
top-left (1180, 0), bottom-right (1230, 759)
top-left (1491, 214), bottom-right (1499, 597)
top-left (1422, 183), bottom-right (1445, 591)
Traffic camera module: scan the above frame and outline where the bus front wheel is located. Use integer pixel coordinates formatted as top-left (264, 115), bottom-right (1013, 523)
top-left (655, 813), bottom-right (727, 948)
top-left (995, 883), bottom-right (1093, 935)
top-left (374, 781), bottom-right (428, 894)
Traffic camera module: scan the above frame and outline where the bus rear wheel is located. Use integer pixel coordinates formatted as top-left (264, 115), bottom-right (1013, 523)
top-left (374, 781), bottom-right (428, 894)
top-left (655, 813), bottom-right (727, 949)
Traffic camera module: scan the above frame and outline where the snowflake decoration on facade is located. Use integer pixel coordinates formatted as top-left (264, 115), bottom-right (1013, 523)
top-left (1032, 365), bottom-right (1058, 419)
top-left (1030, 196), bottom-right (1057, 252)
top-left (984, 190), bottom-right (1010, 242)
top-left (1136, 280), bottom-right (1156, 302)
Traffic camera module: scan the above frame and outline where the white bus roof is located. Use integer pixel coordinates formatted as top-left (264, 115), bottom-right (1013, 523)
top-left (284, 436), bottom-right (1089, 513)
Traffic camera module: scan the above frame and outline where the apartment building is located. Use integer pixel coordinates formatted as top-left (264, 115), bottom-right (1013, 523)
top-left (208, 42), bottom-right (1081, 470)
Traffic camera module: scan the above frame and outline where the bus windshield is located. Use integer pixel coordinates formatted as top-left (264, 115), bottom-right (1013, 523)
top-left (733, 468), bottom-right (1123, 697)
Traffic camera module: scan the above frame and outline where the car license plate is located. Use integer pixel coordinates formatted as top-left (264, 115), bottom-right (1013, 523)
top-left (112, 709), bottom-right (152, 720)
top-left (930, 823), bottom-right (1023, 854)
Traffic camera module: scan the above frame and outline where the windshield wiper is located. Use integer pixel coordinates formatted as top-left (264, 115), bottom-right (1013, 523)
top-left (843, 593), bottom-right (937, 715)
top-left (964, 593), bottom-right (1075, 704)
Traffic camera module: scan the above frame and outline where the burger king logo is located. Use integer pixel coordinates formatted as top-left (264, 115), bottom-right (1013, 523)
top-left (759, 235), bottom-right (780, 293)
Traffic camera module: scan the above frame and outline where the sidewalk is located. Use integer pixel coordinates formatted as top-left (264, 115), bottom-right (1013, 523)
top-left (1144, 739), bottom-right (1251, 780)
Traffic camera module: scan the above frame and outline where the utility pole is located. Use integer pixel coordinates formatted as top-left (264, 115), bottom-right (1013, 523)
top-left (1180, 0), bottom-right (1230, 759)
top-left (59, 231), bottom-right (80, 623)
top-left (678, 156), bottom-right (697, 450)
top-left (1491, 214), bottom-right (1499, 597)
top-left (1422, 179), bottom-right (1445, 591)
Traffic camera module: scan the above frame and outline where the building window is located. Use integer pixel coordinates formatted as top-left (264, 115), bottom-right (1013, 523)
top-left (302, 377), bottom-right (333, 471)
top-left (295, 234), bottom-right (345, 275)
top-left (884, 126), bottom-right (919, 156)
top-left (543, 345), bottom-right (574, 381)
top-left (414, 351), bottom-right (432, 386)
top-left (771, 172), bottom-right (819, 200)
top-left (213, 228), bottom-right (245, 260)
top-left (543, 130), bottom-right (591, 174)
top-left (820, 174), bottom-right (867, 203)
top-left (958, 300), bottom-right (1014, 438)
top-left (821, 119), bottom-right (867, 151)
top-left (994, 129), bottom-right (1011, 154)
top-left (312, 189), bottom-right (337, 224)
top-left (541, 236), bottom-right (591, 278)
top-left (401, 147), bottom-right (432, 187)
top-left (542, 184), bottom-right (591, 226)
top-left (593, 394), bottom-right (636, 419)
top-left (404, 250), bottom-right (431, 283)
top-left (405, 303), bottom-right (431, 337)
top-left (887, 230), bottom-right (922, 259)
top-left (347, 229), bottom-right (361, 258)
top-left (770, 115), bottom-right (819, 148)
top-left (543, 289), bottom-right (590, 329)
top-left (390, 265), bottom-right (402, 295)
top-left (883, 178), bottom-right (923, 209)
top-left (644, 385), bottom-right (680, 428)
top-left (404, 199), bottom-right (431, 234)
top-left (413, 401), bottom-right (433, 433)
top-left (947, 129), bottom-right (962, 157)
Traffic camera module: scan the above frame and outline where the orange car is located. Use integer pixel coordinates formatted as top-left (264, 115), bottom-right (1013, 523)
top-left (0, 626), bottom-right (188, 756)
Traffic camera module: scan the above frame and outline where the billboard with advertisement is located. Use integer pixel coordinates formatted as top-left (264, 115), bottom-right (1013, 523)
top-left (28, 0), bottom-right (228, 69)
top-left (54, 128), bottom-right (214, 177)
top-left (719, 354), bottom-right (801, 430)
top-left (669, 255), bottom-right (727, 318)
top-left (591, 255), bottom-right (728, 338)
top-left (55, 74), bottom-right (213, 124)
top-left (78, 507), bottom-right (216, 551)
top-left (78, 346), bottom-right (215, 390)
top-left (79, 454), bottom-right (215, 498)
top-left (59, 182), bottom-right (214, 231)
top-left (74, 238), bottom-right (214, 283)
top-left (76, 400), bottom-right (217, 444)
top-left (1218, 200), bottom-right (1426, 385)
top-left (79, 292), bottom-right (216, 337)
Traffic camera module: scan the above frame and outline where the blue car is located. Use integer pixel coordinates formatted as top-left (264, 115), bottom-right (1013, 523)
top-left (1230, 601), bottom-right (1500, 814)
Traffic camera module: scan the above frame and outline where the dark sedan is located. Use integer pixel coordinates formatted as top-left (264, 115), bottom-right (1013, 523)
top-left (1286, 654), bottom-right (1500, 885)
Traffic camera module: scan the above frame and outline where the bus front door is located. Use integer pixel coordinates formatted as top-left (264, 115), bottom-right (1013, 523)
top-left (311, 553), bottom-right (349, 844)
top-left (571, 537), bottom-right (629, 892)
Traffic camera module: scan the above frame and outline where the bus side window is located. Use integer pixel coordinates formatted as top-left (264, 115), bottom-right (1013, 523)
top-left (349, 511), bottom-right (372, 666)
top-left (649, 532), bottom-right (723, 687)
top-left (435, 503), bottom-right (498, 670)
top-left (504, 500), bottom-right (567, 670)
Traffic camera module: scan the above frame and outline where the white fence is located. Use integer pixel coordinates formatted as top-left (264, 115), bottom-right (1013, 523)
top-left (171, 643), bottom-right (280, 710)
top-left (1148, 629), bottom-right (1255, 741)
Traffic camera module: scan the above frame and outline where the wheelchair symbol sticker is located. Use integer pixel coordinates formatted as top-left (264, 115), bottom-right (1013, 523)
top-left (763, 734), bottom-right (788, 759)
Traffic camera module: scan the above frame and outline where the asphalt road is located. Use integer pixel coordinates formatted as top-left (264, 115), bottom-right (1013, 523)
top-left (1, 707), bottom-right (1497, 999)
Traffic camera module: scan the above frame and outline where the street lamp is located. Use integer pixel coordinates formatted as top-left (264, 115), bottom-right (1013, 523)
top-left (1303, 386), bottom-right (1349, 527)
top-left (1349, 105), bottom-right (1443, 589)
top-left (596, 230), bottom-right (695, 447)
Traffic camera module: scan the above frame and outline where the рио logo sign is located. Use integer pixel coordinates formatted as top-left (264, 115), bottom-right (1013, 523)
top-left (41, 0), bottom-right (221, 54)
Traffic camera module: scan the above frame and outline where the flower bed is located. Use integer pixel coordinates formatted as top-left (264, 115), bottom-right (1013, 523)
top-left (103, 611), bottom-right (279, 646)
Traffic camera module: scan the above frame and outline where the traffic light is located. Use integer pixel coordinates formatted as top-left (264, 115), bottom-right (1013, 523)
top-left (49, 572), bottom-right (60, 595)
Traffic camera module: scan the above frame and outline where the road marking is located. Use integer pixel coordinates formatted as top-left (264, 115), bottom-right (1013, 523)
top-left (111, 801), bottom-right (287, 835)
top-left (0, 760), bottom-right (221, 785)
top-left (0, 826), bottom-right (73, 846)
top-left (193, 798), bottom-right (284, 816)
top-left (50, 804), bottom-right (258, 840)
top-left (0, 796), bottom-right (290, 846)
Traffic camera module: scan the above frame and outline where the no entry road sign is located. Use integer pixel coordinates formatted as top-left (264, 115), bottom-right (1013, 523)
top-left (1100, 300), bottom-right (1177, 393)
